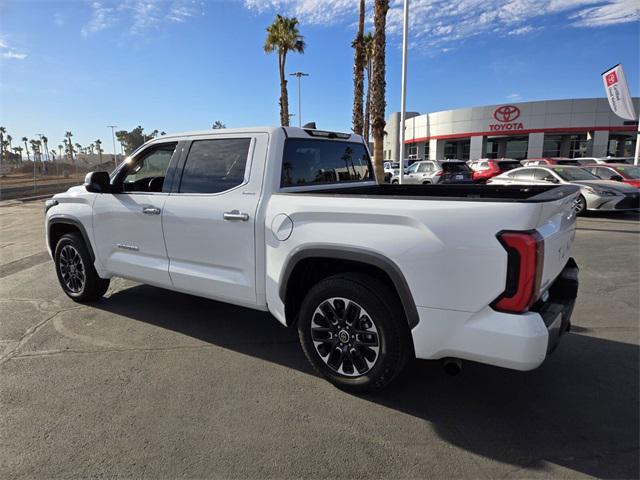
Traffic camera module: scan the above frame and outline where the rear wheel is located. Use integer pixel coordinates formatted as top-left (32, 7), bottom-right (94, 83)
top-left (297, 273), bottom-right (411, 392)
top-left (54, 232), bottom-right (109, 302)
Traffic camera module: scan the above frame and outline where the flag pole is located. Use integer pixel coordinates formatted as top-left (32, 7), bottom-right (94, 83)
top-left (398, 0), bottom-right (409, 184)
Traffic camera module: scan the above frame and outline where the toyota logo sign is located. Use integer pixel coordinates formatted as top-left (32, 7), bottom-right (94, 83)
top-left (494, 105), bottom-right (521, 122)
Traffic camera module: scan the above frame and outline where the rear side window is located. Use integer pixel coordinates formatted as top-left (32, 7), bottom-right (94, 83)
top-left (441, 162), bottom-right (470, 173)
top-left (179, 138), bottom-right (251, 194)
top-left (498, 161), bottom-right (521, 171)
top-left (281, 139), bottom-right (372, 187)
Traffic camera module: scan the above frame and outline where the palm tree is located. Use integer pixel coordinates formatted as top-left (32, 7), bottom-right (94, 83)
top-left (13, 146), bottom-right (23, 163)
top-left (363, 31), bottom-right (374, 144)
top-left (41, 135), bottom-right (50, 162)
top-left (50, 149), bottom-right (56, 161)
top-left (30, 139), bottom-right (39, 161)
top-left (65, 131), bottom-right (74, 163)
top-left (22, 137), bottom-right (31, 161)
top-left (89, 143), bottom-right (95, 154)
top-left (95, 139), bottom-right (103, 164)
top-left (371, 0), bottom-right (389, 183)
top-left (58, 144), bottom-right (63, 161)
top-left (6, 134), bottom-right (13, 153)
top-left (75, 143), bottom-right (82, 157)
top-left (212, 121), bottom-right (226, 129)
top-left (264, 15), bottom-right (305, 126)
top-left (160, 131), bottom-right (166, 136)
top-left (352, 0), bottom-right (365, 136)
top-left (0, 126), bottom-right (5, 170)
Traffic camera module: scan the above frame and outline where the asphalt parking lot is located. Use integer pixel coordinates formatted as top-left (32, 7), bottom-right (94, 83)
top-left (1, 200), bottom-right (638, 479)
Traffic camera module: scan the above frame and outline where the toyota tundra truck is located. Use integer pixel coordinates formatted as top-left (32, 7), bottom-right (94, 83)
top-left (45, 126), bottom-right (579, 392)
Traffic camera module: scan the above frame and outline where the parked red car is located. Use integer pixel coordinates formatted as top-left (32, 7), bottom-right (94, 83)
top-left (582, 164), bottom-right (640, 188)
top-left (467, 158), bottom-right (522, 183)
top-left (520, 157), bottom-right (580, 166)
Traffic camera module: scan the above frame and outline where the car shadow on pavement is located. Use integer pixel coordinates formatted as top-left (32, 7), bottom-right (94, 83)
top-left (95, 284), bottom-right (639, 479)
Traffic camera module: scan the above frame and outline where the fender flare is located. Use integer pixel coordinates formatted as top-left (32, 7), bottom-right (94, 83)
top-left (279, 246), bottom-right (419, 329)
top-left (47, 216), bottom-right (95, 262)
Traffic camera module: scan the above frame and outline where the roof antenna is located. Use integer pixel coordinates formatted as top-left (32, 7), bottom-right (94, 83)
top-left (302, 122), bottom-right (316, 129)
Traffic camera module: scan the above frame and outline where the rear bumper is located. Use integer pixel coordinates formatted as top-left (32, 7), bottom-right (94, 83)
top-left (411, 258), bottom-right (579, 370)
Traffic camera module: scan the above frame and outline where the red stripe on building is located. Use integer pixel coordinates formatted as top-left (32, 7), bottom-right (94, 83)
top-left (405, 125), bottom-right (637, 143)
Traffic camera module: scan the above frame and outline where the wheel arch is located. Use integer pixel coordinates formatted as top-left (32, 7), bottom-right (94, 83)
top-left (279, 247), bottom-right (419, 330)
top-left (48, 216), bottom-right (95, 262)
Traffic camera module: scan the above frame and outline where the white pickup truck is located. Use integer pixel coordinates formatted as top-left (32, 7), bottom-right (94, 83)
top-left (45, 127), bottom-right (579, 391)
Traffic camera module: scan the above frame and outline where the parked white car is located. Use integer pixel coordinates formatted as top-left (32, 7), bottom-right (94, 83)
top-left (488, 165), bottom-right (640, 214)
top-left (46, 126), bottom-right (580, 391)
top-left (574, 157), bottom-right (634, 165)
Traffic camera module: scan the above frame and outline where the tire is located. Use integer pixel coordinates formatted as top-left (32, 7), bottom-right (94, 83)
top-left (54, 232), bottom-right (110, 302)
top-left (297, 273), bottom-right (411, 392)
top-left (391, 179), bottom-right (399, 184)
top-left (575, 194), bottom-right (587, 216)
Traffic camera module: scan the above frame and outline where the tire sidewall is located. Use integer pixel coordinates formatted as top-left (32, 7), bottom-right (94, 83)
top-left (298, 276), bottom-right (403, 391)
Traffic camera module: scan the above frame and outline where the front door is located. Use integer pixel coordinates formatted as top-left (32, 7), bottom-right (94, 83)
top-left (161, 134), bottom-right (267, 307)
top-left (93, 142), bottom-right (179, 286)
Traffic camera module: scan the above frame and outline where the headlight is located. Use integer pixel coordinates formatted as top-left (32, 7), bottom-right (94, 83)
top-left (44, 199), bottom-right (58, 213)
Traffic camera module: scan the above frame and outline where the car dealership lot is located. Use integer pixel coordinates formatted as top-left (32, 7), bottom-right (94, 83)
top-left (1, 200), bottom-right (638, 479)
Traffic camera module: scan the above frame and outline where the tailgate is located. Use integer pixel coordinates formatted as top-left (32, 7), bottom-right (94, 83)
top-left (534, 190), bottom-right (579, 294)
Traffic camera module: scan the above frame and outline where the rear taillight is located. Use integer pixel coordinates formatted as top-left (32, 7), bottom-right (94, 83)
top-left (492, 231), bottom-right (544, 314)
top-left (435, 171), bottom-right (443, 176)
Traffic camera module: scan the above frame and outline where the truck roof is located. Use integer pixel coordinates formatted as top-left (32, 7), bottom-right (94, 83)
top-left (157, 126), bottom-right (363, 143)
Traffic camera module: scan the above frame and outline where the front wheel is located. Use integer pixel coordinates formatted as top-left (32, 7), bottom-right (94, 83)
top-left (297, 274), bottom-right (411, 392)
top-left (575, 194), bottom-right (587, 216)
top-left (54, 232), bottom-right (110, 302)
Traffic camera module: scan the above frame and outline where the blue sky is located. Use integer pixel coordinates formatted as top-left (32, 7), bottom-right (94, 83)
top-left (1, 0), bottom-right (638, 153)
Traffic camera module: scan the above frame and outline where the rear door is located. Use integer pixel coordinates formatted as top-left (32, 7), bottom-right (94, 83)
top-left (93, 142), bottom-right (180, 286)
top-left (161, 134), bottom-right (268, 307)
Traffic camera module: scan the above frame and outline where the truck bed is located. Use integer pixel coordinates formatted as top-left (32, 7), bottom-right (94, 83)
top-left (301, 184), bottom-right (579, 202)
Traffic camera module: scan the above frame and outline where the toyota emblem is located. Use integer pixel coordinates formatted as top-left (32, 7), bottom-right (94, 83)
top-left (494, 105), bottom-right (521, 122)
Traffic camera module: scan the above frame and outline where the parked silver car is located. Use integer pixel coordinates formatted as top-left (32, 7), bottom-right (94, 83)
top-left (390, 160), bottom-right (473, 184)
top-left (487, 165), bottom-right (640, 214)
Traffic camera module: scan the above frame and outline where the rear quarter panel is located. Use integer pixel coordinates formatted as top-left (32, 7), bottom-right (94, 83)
top-left (265, 194), bottom-right (554, 325)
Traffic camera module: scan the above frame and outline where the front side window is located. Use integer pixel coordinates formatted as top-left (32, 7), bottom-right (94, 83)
top-left (406, 163), bottom-right (420, 174)
top-left (179, 138), bottom-right (251, 194)
top-left (281, 139), bottom-right (372, 187)
top-left (121, 143), bottom-right (177, 192)
top-left (512, 169), bottom-right (534, 180)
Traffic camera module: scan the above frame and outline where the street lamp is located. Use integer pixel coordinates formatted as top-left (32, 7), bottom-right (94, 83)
top-left (289, 72), bottom-right (309, 128)
top-left (397, 0), bottom-right (409, 185)
top-left (107, 125), bottom-right (118, 169)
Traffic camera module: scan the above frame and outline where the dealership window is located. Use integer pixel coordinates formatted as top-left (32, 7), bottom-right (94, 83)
top-left (543, 136), bottom-right (561, 157)
top-left (407, 144), bottom-right (418, 160)
top-left (424, 142), bottom-right (430, 160)
top-left (608, 134), bottom-right (636, 157)
top-left (443, 142), bottom-right (457, 160)
top-left (569, 135), bottom-right (588, 158)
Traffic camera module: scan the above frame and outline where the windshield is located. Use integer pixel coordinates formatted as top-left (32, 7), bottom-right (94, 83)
top-left (552, 167), bottom-right (600, 181)
top-left (616, 165), bottom-right (640, 179)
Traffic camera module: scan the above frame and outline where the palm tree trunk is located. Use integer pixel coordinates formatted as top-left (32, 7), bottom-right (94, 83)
top-left (364, 58), bottom-right (372, 144)
top-left (352, 0), bottom-right (365, 136)
top-left (279, 51), bottom-right (290, 126)
top-left (371, 0), bottom-right (389, 183)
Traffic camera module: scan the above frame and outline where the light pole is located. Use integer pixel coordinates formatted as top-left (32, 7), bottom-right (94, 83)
top-left (397, 0), bottom-right (409, 184)
top-left (107, 125), bottom-right (118, 169)
top-left (289, 72), bottom-right (309, 127)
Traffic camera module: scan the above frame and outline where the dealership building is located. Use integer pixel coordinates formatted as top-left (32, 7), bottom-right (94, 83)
top-left (383, 98), bottom-right (639, 162)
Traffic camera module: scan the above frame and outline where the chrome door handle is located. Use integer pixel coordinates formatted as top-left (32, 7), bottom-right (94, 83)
top-left (142, 207), bottom-right (161, 215)
top-left (223, 210), bottom-right (249, 221)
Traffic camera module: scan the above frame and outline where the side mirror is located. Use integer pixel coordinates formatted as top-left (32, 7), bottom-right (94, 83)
top-left (543, 176), bottom-right (559, 184)
top-left (84, 171), bottom-right (111, 193)
top-left (610, 175), bottom-right (624, 182)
